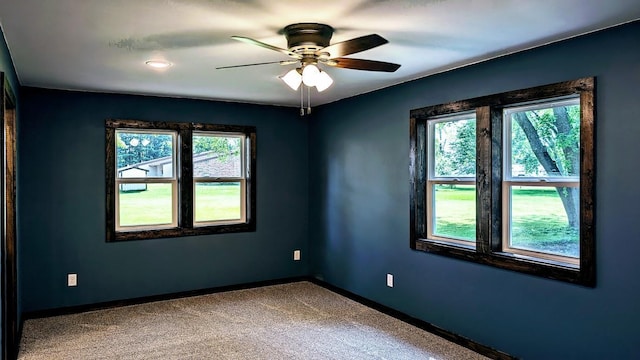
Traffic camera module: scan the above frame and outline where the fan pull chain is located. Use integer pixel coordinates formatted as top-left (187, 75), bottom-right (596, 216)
top-left (298, 85), bottom-right (314, 116)
top-left (300, 84), bottom-right (304, 116)
top-left (307, 86), bottom-right (311, 115)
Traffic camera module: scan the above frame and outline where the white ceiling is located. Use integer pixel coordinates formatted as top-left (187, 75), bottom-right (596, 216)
top-left (0, 0), bottom-right (638, 107)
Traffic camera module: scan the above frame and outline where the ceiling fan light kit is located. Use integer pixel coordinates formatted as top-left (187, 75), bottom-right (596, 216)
top-left (280, 64), bottom-right (334, 91)
top-left (280, 68), bottom-right (303, 91)
top-left (218, 23), bottom-right (400, 115)
top-left (301, 64), bottom-right (321, 87)
top-left (315, 71), bottom-right (334, 92)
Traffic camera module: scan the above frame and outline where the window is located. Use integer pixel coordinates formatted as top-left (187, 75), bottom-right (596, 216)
top-left (410, 78), bottom-right (595, 286)
top-left (193, 132), bottom-right (246, 226)
top-left (106, 120), bottom-right (256, 241)
top-left (427, 112), bottom-right (476, 245)
top-left (503, 98), bottom-right (580, 264)
top-left (115, 130), bottom-right (177, 230)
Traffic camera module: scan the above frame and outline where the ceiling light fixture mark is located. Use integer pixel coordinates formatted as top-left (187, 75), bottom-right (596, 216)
top-left (145, 60), bottom-right (172, 69)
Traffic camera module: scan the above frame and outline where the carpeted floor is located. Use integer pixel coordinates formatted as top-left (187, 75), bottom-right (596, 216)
top-left (19, 281), bottom-right (488, 359)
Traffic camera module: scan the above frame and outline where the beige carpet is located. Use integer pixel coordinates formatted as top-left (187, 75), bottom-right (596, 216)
top-left (19, 281), bottom-right (488, 360)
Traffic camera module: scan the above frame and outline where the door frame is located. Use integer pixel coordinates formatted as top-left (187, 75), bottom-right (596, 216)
top-left (1, 72), bottom-right (17, 360)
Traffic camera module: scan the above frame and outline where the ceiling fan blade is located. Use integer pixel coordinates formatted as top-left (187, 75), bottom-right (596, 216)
top-left (231, 36), bottom-right (302, 59)
top-left (318, 34), bottom-right (388, 58)
top-left (327, 58), bottom-right (401, 72)
top-left (216, 60), bottom-right (298, 70)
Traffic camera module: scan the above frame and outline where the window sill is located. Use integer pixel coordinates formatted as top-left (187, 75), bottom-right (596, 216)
top-left (109, 222), bottom-right (256, 242)
top-left (413, 238), bottom-right (591, 286)
top-left (491, 251), bottom-right (579, 270)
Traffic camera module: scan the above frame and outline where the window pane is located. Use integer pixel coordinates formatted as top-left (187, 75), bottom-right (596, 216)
top-left (116, 131), bottom-right (174, 178)
top-left (509, 186), bottom-right (579, 257)
top-left (433, 117), bottom-right (476, 177)
top-left (195, 182), bottom-right (242, 223)
top-left (119, 183), bottom-right (174, 227)
top-left (193, 134), bottom-right (242, 178)
top-left (432, 184), bottom-right (476, 241)
top-left (508, 100), bottom-right (580, 178)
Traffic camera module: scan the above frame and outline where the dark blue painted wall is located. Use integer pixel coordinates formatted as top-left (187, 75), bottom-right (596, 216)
top-left (310, 21), bottom-right (640, 359)
top-left (18, 89), bottom-right (309, 312)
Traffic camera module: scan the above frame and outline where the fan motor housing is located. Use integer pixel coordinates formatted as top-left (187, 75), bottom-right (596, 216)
top-left (284, 23), bottom-right (334, 53)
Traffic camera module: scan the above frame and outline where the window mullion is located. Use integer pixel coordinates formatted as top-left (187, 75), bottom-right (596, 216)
top-left (475, 106), bottom-right (492, 254)
top-left (179, 127), bottom-right (193, 229)
top-left (490, 107), bottom-right (503, 253)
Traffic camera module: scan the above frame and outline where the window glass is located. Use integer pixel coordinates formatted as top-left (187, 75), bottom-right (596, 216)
top-left (508, 186), bottom-right (579, 258)
top-left (506, 99), bottom-right (580, 179)
top-left (433, 184), bottom-right (476, 242)
top-left (193, 134), bottom-right (242, 178)
top-left (432, 117), bottom-right (476, 177)
top-left (116, 131), bottom-right (174, 178)
top-left (194, 182), bottom-right (242, 223)
top-left (428, 114), bottom-right (476, 243)
top-left (118, 183), bottom-right (174, 227)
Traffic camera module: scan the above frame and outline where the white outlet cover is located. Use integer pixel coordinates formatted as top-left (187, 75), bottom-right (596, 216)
top-left (68, 273), bottom-right (77, 287)
top-left (386, 273), bottom-right (394, 287)
top-left (293, 250), bottom-right (301, 261)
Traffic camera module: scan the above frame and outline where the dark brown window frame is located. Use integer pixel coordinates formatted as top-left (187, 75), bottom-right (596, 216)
top-left (106, 119), bottom-right (257, 242)
top-left (409, 77), bottom-right (595, 286)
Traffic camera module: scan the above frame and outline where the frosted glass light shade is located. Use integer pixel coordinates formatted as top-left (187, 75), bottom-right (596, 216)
top-left (280, 69), bottom-right (302, 90)
top-left (302, 64), bottom-right (320, 87)
top-left (315, 70), bottom-right (334, 92)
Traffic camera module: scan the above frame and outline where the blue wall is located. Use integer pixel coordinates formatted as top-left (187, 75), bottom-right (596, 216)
top-left (18, 89), bottom-right (309, 312)
top-left (310, 21), bottom-right (640, 359)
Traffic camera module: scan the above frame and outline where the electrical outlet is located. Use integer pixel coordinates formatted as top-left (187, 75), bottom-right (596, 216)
top-left (386, 273), bottom-right (394, 288)
top-left (293, 250), bottom-right (301, 261)
top-left (68, 273), bottom-right (77, 287)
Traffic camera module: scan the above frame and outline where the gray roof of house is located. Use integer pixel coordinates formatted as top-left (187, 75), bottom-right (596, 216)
top-left (117, 151), bottom-right (226, 172)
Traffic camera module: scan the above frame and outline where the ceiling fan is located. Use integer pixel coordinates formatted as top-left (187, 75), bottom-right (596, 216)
top-left (216, 23), bottom-right (401, 95)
